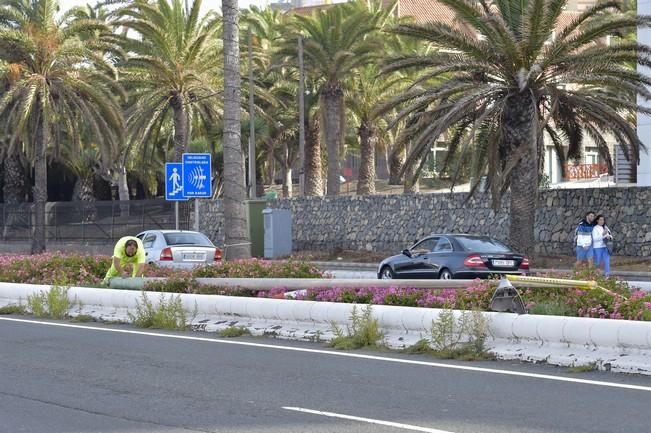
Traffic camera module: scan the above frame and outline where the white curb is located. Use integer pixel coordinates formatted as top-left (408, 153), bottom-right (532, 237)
top-left (1, 282), bottom-right (650, 375)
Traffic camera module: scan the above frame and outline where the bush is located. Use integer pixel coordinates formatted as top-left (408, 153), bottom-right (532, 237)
top-left (0, 253), bottom-right (110, 286)
top-left (0, 254), bottom-right (324, 292)
top-left (144, 277), bottom-right (200, 293)
top-left (128, 292), bottom-right (190, 330)
top-left (192, 258), bottom-right (324, 279)
top-left (329, 305), bottom-right (384, 350)
top-left (26, 286), bottom-right (71, 319)
top-left (219, 326), bottom-right (251, 337)
top-left (0, 304), bottom-right (26, 315)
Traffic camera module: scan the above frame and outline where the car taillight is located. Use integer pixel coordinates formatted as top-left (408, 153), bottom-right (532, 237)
top-left (160, 247), bottom-right (173, 261)
top-left (519, 258), bottom-right (530, 270)
top-left (463, 254), bottom-right (486, 268)
top-left (214, 248), bottom-right (222, 261)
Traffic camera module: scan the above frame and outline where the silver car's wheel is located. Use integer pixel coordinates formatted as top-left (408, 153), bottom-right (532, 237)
top-left (380, 266), bottom-right (395, 279)
top-left (439, 269), bottom-right (453, 280)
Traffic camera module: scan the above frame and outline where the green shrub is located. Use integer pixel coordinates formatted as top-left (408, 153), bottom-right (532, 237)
top-left (219, 326), bottom-right (251, 337)
top-left (192, 259), bottom-right (324, 279)
top-left (329, 305), bottom-right (384, 350)
top-left (47, 286), bottom-right (71, 320)
top-left (128, 292), bottom-right (189, 330)
top-left (144, 277), bottom-right (200, 293)
top-left (26, 286), bottom-right (70, 319)
top-left (529, 301), bottom-right (577, 316)
top-left (71, 314), bottom-right (95, 322)
top-left (0, 253), bottom-right (110, 286)
top-left (27, 291), bottom-right (48, 317)
top-left (0, 304), bottom-right (26, 315)
top-left (428, 309), bottom-right (491, 360)
top-left (403, 339), bottom-right (434, 354)
top-left (567, 362), bottom-right (597, 373)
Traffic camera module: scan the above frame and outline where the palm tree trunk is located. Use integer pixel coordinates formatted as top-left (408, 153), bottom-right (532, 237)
top-left (3, 153), bottom-right (25, 205)
top-left (388, 146), bottom-right (405, 185)
top-left (403, 154), bottom-right (420, 193)
top-left (504, 91), bottom-right (538, 256)
top-left (322, 81), bottom-right (344, 196)
top-left (357, 120), bottom-right (377, 195)
top-left (3, 153), bottom-right (26, 239)
top-left (304, 117), bottom-right (322, 196)
top-left (376, 141), bottom-right (389, 180)
top-left (32, 114), bottom-right (48, 254)
top-left (265, 139), bottom-right (275, 184)
top-left (73, 176), bottom-right (97, 222)
top-left (171, 94), bottom-right (188, 161)
top-left (222, 0), bottom-right (251, 260)
top-left (255, 161), bottom-right (265, 197)
top-left (282, 166), bottom-right (292, 198)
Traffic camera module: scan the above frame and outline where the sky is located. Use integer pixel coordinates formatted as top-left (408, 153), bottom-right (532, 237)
top-left (59, 0), bottom-right (271, 14)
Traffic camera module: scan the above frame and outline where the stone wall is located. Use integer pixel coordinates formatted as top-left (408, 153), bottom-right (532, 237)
top-left (200, 187), bottom-right (651, 256)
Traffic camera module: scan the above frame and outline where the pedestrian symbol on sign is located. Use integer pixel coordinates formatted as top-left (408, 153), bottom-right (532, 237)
top-left (169, 167), bottom-right (182, 195)
top-left (165, 163), bottom-right (186, 201)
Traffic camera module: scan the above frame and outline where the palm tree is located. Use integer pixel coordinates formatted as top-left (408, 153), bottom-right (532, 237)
top-left (222, 0), bottom-right (251, 260)
top-left (382, 0), bottom-right (650, 255)
top-left (0, 0), bottom-right (124, 253)
top-left (348, 65), bottom-right (402, 194)
top-left (243, 6), bottom-right (294, 197)
top-left (302, 82), bottom-right (322, 196)
top-left (0, 61), bottom-right (27, 213)
top-left (113, 0), bottom-right (222, 162)
top-left (289, 4), bottom-right (383, 195)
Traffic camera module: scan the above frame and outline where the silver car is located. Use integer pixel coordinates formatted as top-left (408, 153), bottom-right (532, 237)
top-left (136, 230), bottom-right (222, 269)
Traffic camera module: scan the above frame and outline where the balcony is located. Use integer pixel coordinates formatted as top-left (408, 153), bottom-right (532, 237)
top-left (563, 163), bottom-right (609, 180)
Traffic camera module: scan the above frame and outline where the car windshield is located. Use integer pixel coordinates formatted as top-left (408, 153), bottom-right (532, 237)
top-left (455, 236), bottom-right (511, 253)
top-left (163, 232), bottom-right (213, 246)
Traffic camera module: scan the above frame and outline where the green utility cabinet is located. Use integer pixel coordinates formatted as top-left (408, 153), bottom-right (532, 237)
top-left (246, 200), bottom-right (267, 257)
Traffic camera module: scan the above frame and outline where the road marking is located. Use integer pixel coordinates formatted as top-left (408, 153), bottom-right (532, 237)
top-left (283, 406), bottom-right (454, 433)
top-left (2, 317), bottom-right (651, 393)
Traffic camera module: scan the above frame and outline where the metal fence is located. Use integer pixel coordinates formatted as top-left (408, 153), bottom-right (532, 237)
top-left (0, 199), bottom-right (192, 242)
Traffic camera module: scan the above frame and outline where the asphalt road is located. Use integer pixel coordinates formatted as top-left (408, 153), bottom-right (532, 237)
top-left (1, 316), bottom-right (651, 433)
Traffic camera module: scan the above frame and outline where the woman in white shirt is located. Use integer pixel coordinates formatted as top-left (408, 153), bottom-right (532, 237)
top-left (592, 215), bottom-right (612, 277)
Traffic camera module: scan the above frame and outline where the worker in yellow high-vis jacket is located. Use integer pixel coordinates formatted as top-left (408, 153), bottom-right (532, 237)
top-left (103, 236), bottom-right (146, 284)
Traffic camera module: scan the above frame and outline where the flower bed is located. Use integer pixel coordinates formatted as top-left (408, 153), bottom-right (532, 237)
top-left (0, 254), bottom-right (649, 321)
top-left (254, 269), bottom-right (651, 321)
top-left (0, 254), bottom-right (324, 286)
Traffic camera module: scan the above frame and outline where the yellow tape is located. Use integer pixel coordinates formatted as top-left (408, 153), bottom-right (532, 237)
top-left (506, 275), bottom-right (596, 289)
top-left (505, 275), bottom-right (624, 299)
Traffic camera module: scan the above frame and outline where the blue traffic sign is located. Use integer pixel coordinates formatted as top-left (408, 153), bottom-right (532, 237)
top-left (165, 163), bottom-right (187, 201)
top-left (182, 153), bottom-right (212, 198)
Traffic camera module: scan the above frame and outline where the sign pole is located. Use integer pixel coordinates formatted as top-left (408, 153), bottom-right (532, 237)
top-left (194, 199), bottom-right (200, 231)
top-left (174, 201), bottom-right (179, 230)
top-left (248, 28), bottom-right (256, 199)
top-left (298, 35), bottom-right (305, 196)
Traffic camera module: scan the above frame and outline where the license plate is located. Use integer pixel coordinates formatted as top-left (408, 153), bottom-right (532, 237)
top-left (492, 259), bottom-right (515, 267)
top-left (183, 253), bottom-right (203, 261)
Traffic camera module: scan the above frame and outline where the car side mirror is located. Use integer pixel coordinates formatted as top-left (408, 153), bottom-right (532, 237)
top-left (402, 249), bottom-right (412, 258)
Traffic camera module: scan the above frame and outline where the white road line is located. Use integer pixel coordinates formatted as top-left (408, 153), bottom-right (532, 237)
top-left (282, 407), bottom-right (454, 433)
top-left (2, 317), bottom-right (651, 393)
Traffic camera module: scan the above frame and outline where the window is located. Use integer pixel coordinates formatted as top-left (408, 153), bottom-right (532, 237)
top-left (143, 234), bottom-right (157, 249)
top-left (411, 237), bottom-right (439, 253)
top-left (585, 147), bottom-right (599, 165)
top-left (455, 236), bottom-right (511, 253)
top-left (434, 237), bottom-right (454, 252)
top-left (163, 232), bottom-right (213, 246)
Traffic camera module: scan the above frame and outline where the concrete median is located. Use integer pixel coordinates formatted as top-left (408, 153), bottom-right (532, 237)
top-left (1, 281), bottom-right (650, 375)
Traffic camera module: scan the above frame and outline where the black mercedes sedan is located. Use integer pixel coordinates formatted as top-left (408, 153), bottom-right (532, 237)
top-left (377, 234), bottom-right (529, 279)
